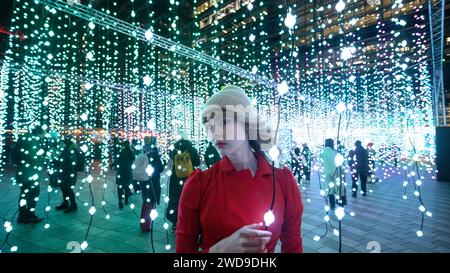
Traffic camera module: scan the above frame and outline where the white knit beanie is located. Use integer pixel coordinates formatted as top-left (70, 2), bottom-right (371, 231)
top-left (204, 85), bottom-right (251, 108)
top-left (202, 85), bottom-right (274, 151)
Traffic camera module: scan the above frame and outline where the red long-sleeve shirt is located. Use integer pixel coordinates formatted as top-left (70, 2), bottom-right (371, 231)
top-left (176, 153), bottom-right (303, 253)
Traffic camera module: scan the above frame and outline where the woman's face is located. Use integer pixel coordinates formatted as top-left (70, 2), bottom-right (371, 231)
top-left (204, 113), bottom-right (247, 157)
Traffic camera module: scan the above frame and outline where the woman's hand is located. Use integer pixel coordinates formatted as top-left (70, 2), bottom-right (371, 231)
top-left (209, 223), bottom-right (272, 253)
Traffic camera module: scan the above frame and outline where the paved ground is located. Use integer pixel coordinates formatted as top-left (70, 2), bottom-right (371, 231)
top-left (1, 160), bottom-right (449, 253)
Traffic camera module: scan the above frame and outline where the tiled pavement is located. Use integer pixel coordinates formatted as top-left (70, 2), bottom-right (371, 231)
top-left (1, 163), bottom-right (449, 253)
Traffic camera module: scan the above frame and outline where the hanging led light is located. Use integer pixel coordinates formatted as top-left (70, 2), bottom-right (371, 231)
top-left (277, 81), bottom-right (289, 96)
top-left (143, 75), bottom-right (152, 86)
top-left (284, 10), bottom-right (296, 29)
top-left (335, 0), bottom-right (346, 13)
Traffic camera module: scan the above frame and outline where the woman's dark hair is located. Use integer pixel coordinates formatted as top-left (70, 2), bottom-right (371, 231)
top-left (325, 138), bottom-right (334, 149)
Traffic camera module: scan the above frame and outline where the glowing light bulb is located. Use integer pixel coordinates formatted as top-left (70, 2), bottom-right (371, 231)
top-left (313, 236), bottom-right (321, 241)
top-left (163, 223), bottom-right (169, 230)
top-left (335, 207), bottom-right (345, 220)
top-left (426, 211), bottom-right (432, 217)
top-left (147, 120), bottom-right (155, 130)
top-left (324, 215), bottom-right (330, 222)
top-left (165, 244), bottom-right (171, 250)
top-left (340, 46), bottom-right (356, 61)
top-left (402, 195), bottom-right (407, 200)
top-left (143, 75), bottom-right (152, 86)
top-left (284, 12), bottom-right (296, 29)
top-left (86, 175), bottom-right (93, 183)
top-left (80, 112), bottom-right (89, 122)
top-left (249, 34), bottom-right (255, 42)
top-left (10, 246), bottom-right (18, 252)
top-left (252, 65), bottom-right (258, 74)
top-left (269, 146), bottom-right (280, 161)
top-left (164, 196), bottom-right (170, 203)
top-left (416, 230), bottom-right (423, 237)
top-left (349, 211), bottom-right (356, 217)
top-left (146, 165), bottom-right (154, 176)
top-left (247, 3), bottom-right (253, 10)
top-left (145, 29), bottom-right (153, 40)
top-left (418, 205), bottom-right (425, 212)
top-left (264, 210), bottom-right (275, 227)
top-left (44, 224), bottom-right (50, 229)
top-left (130, 204), bottom-right (135, 210)
top-left (333, 229), bottom-right (340, 236)
top-left (86, 52), bottom-right (94, 61)
top-left (89, 206), bottom-right (96, 215)
top-left (150, 209), bottom-right (158, 221)
top-left (335, 153), bottom-right (345, 167)
top-left (88, 22), bottom-right (95, 29)
top-left (20, 199), bottom-right (27, 207)
top-left (277, 80), bottom-right (289, 96)
top-left (336, 102), bottom-right (347, 113)
top-left (106, 215), bottom-right (110, 220)
top-left (80, 241), bottom-right (88, 250)
top-left (335, 0), bottom-right (346, 12)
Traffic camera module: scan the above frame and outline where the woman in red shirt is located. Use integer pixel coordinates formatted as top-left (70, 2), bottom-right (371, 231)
top-left (176, 85), bottom-right (303, 253)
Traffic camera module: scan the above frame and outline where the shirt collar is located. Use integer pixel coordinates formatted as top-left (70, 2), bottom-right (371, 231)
top-left (220, 153), bottom-right (272, 176)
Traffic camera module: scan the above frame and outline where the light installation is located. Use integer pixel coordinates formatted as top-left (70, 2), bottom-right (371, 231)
top-left (0, 0), bottom-right (439, 252)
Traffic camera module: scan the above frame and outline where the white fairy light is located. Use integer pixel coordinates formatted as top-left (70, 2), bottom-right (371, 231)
top-left (44, 224), bottom-right (50, 229)
top-left (335, 153), bottom-right (345, 167)
top-left (251, 65), bottom-right (258, 74)
top-left (86, 175), bottom-right (93, 183)
top-left (249, 34), bottom-right (255, 42)
top-left (247, 3), bottom-right (253, 10)
top-left (147, 119), bottom-right (155, 130)
top-left (88, 22), bottom-right (95, 30)
top-left (144, 29), bottom-right (153, 40)
top-left (418, 205), bottom-right (426, 212)
top-left (80, 113), bottom-right (88, 121)
top-left (284, 11), bottom-right (296, 29)
top-left (335, 207), bottom-right (345, 220)
top-left (163, 223), bottom-right (169, 230)
top-left (10, 246), bottom-right (18, 252)
top-left (335, 0), bottom-right (346, 12)
top-left (313, 236), bottom-right (321, 241)
top-left (340, 46), bottom-right (356, 61)
top-left (426, 211), bottom-right (432, 217)
top-left (277, 80), bottom-right (289, 96)
top-left (415, 180), bottom-right (422, 186)
top-left (80, 241), bottom-right (88, 250)
top-left (86, 52), bottom-right (94, 61)
top-left (336, 102), bottom-right (347, 113)
top-left (349, 211), bottom-right (356, 217)
top-left (143, 75), bottom-right (152, 86)
top-left (416, 230), bottom-right (423, 237)
top-left (150, 209), bottom-right (158, 221)
top-left (324, 215), bottom-right (330, 222)
top-left (80, 144), bottom-right (88, 153)
top-left (130, 204), bottom-right (135, 210)
top-left (89, 206), bottom-right (96, 215)
top-left (333, 229), bottom-right (340, 236)
top-left (19, 199), bottom-right (27, 207)
top-left (146, 165), bottom-right (154, 176)
top-left (269, 146), bottom-right (280, 161)
top-left (165, 244), bottom-right (171, 250)
top-left (402, 195), bottom-right (408, 200)
top-left (264, 210), bottom-right (275, 227)
top-left (164, 196), bottom-right (170, 203)
top-left (320, 189), bottom-right (326, 196)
